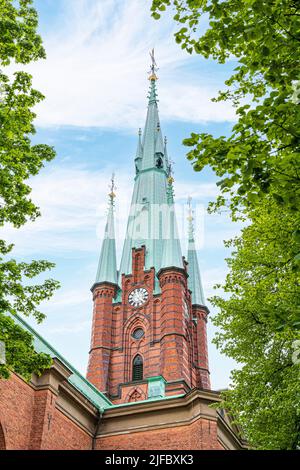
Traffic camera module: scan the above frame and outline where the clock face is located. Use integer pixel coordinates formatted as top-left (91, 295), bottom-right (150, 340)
top-left (128, 288), bottom-right (149, 307)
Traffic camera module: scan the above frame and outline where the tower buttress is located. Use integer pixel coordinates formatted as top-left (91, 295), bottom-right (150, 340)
top-left (87, 282), bottom-right (117, 391)
top-left (158, 266), bottom-right (192, 395)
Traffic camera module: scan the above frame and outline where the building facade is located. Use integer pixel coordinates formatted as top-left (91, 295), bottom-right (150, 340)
top-left (0, 63), bottom-right (246, 450)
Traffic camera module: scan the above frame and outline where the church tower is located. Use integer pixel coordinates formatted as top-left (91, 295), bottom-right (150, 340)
top-left (87, 55), bottom-right (210, 404)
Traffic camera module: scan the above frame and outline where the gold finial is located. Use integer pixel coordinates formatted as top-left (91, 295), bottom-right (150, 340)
top-left (167, 157), bottom-right (175, 180)
top-left (108, 173), bottom-right (116, 202)
top-left (148, 48), bottom-right (158, 81)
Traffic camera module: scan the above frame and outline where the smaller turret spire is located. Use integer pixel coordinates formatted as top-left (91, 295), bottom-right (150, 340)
top-left (135, 128), bottom-right (143, 174)
top-left (95, 174), bottom-right (118, 286)
top-left (186, 197), bottom-right (205, 305)
top-left (187, 196), bottom-right (194, 241)
top-left (166, 161), bottom-right (175, 204)
top-left (163, 136), bottom-right (170, 172)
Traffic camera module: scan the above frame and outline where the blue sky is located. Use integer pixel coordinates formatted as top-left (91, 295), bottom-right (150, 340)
top-left (4, 0), bottom-right (243, 389)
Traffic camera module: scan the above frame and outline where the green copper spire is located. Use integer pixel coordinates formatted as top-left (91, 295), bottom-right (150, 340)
top-left (140, 78), bottom-right (167, 172)
top-left (161, 174), bottom-right (183, 269)
top-left (118, 51), bottom-right (184, 285)
top-left (186, 197), bottom-right (205, 305)
top-left (95, 175), bottom-right (118, 285)
top-left (119, 51), bottom-right (170, 279)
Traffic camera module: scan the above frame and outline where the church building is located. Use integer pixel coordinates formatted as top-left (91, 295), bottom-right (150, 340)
top-left (0, 59), bottom-right (246, 450)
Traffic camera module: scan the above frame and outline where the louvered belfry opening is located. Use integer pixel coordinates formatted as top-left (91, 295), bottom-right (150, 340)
top-left (132, 354), bottom-right (143, 381)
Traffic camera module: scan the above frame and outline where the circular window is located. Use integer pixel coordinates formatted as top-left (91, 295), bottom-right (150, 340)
top-left (132, 328), bottom-right (145, 340)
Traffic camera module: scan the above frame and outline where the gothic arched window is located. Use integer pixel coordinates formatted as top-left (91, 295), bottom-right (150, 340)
top-left (132, 354), bottom-right (143, 381)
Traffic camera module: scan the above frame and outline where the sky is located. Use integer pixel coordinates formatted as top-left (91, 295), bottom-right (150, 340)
top-left (4, 0), bottom-right (243, 390)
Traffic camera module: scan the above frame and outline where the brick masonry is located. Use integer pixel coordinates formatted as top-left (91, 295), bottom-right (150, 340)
top-left (0, 246), bottom-right (245, 450)
top-left (0, 365), bottom-right (246, 450)
top-left (87, 246), bottom-right (211, 403)
top-left (0, 369), bottom-right (92, 450)
top-left (96, 419), bottom-right (223, 450)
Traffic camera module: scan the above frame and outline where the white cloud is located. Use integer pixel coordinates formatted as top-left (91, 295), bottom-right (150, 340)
top-left (13, 0), bottom-right (236, 129)
top-left (3, 164), bottom-right (132, 255)
top-left (3, 163), bottom-right (241, 259)
top-left (42, 286), bottom-right (90, 310)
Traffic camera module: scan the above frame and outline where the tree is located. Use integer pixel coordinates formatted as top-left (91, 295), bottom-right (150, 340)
top-left (150, 1), bottom-right (300, 324)
top-left (151, 0), bottom-right (300, 448)
top-left (0, 0), bottom-right (59, 379)
top-left (212, 199), bottom-right (300, 449)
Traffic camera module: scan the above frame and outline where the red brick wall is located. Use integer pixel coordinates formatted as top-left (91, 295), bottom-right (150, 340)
top-left (87, 283), bottom-right (116, 391)
top-left (96, 418), bottom-right (224, 450)
top-left (0, 373), bottom-right (35, 449)
top-left (193, 306), bottom-right (211, 389)
top-left (41, 408), bottom-right (92, 450)
top-left (0, 422), bottom-right (6, 450)
top-left (158, 268), bottom-right (192, 393)
top-left (0, 374), bottom-right (92, 450)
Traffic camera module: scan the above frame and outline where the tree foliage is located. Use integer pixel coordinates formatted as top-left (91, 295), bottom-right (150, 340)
top-left (212, 199), bottom-right (300, 449)
top-left (151, 0), bottom-right (300, 279)
top-left (151, 0), bottom-right (300, 449)
top-left (0, 0), bottom-right (59, 379)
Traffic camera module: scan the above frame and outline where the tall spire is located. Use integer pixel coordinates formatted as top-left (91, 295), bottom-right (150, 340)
top-left (186, 197), bottom-right (205, 305)
top-left (95, 175), bottom-right (118, 285)
top-left (119, 51), bottom-right (169, 278)
top-left (119, 51), bottom-right (183, 281)
top-left (140, 49), bottom-right (167, 172)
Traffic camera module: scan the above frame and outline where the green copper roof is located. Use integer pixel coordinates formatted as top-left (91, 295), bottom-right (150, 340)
top-left (187, 203), bottom-right (206, 305)
top-left (6, 312), bottom-right (113, 411)
top-left (95, 185), bottom-right (118, 285)
top-left (119, 78), bottom-right (175, 280)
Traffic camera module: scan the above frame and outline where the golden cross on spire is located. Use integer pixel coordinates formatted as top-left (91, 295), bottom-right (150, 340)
top-left (148, 48), bottom-right (158, 81)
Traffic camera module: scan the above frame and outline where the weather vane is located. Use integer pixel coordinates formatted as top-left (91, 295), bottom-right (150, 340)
top-left (148, 48), bottom-right (158, 80)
